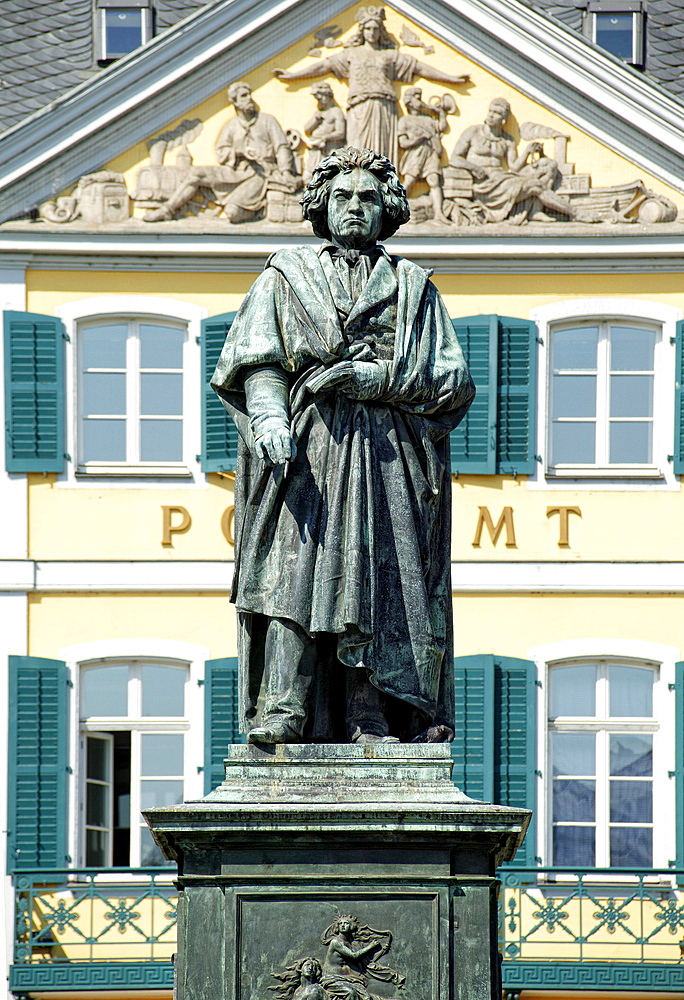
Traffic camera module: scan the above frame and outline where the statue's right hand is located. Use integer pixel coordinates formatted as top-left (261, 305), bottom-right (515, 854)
top-left (273, 68), bottom-right (292, 80)
top-left (470, 166), bottom-right (487, 182)
top-left (254, 421), bottom-right (296, 465)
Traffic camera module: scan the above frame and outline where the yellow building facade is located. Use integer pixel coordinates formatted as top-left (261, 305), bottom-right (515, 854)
top-left (1, 0), bottom-right (684, 998)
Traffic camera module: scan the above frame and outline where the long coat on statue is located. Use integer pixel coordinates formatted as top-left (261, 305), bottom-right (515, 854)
top-left (211, 245), bottom-right (475, 740)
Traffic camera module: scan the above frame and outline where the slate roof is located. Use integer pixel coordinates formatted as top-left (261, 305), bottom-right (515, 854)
top-left (0, 0), bottom-right (207, 134)
top-left (528, 0), bottom-right (684, 101)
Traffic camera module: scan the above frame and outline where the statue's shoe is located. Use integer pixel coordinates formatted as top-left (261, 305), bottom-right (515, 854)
top-left (248, 720), bottom-right (301, 744)
top-left (351, 733), bottom-right (401, 745)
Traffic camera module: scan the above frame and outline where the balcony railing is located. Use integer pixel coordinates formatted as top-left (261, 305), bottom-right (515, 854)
top-left (500, 867), bottom-right (684, 992)
top-left (11, 868), bottom-right (177, 992)
top-left (12, 866), bottom-right (684, 993)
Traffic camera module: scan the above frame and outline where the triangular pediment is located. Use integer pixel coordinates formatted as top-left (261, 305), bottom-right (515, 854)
top-left (2, 0), bottom-right (684, 236)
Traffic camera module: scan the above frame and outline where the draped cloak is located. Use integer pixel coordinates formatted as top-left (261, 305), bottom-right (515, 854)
top-left (211, 245), bottom-right (475, 738)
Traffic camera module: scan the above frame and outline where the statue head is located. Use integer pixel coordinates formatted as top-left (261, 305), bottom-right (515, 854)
top-left (297, 958), bottom-right (322, 982)
top-left (227, 81), bottom-right (257, 116)
top-left (346, 6), bottom-right (395, 48)
top-left (486, 98), bottom-right (511, 127)
top-left (310, 82), bottom-right (335, 108)
top-left (301, 146), bottom-right (410, 245)
top-left (403, 87), bottom-right (423, 112)
top-left (333, 914), bottom-right (359, 935)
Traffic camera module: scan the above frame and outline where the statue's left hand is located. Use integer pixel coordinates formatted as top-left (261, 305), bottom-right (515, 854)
top-left (306, 361), bottom-right (384, 399)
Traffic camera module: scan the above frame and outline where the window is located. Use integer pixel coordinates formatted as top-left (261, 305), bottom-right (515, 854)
top-left (77, 317), bottom-right (186, 473)
top-left (585, 2), bottom-right (644, 65)
top-left (97, 1), bottom-right (152, 61)
top-left (79, 660), bottom-right (189, 867)
top-left (549, 319), bottom-right (657, 471)
top-left (548, 659), bottom-right (661, 868)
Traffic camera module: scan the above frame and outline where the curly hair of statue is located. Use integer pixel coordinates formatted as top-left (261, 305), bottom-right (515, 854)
top-left (300, 147), bottom-right (410, 241)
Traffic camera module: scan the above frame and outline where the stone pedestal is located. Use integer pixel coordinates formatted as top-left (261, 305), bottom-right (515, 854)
top-left (145, 745), bottom-right (530, 1000)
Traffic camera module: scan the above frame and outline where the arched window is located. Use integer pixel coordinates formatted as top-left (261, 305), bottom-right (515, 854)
top-left (80, 659), bottom-right (190, 867)
top-left (548, 659), bottom-right (659, 867)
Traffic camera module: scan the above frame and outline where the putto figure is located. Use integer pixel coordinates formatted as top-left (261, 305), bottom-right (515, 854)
top-left (211, 147), bottom-right (474, 745)
top-left (273, 7), bottom-right (468, 163)
top-left (143, 81), bottom-right (300, 223)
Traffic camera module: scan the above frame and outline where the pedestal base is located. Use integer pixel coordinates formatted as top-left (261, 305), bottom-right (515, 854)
top-left (145, 745), bottom-right (530, 1000)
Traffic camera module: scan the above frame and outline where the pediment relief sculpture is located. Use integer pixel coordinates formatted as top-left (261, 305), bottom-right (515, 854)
top-left (269, 914), bottom-right (406, 1000)
top-left (33, 7), bottom-right (679, 232)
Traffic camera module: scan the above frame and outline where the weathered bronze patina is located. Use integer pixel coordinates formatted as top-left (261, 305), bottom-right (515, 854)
top-left (211, 146), bottom-right (474, 745)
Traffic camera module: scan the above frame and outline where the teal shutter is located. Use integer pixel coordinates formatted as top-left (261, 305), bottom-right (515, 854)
top-left (674, 321), bottom-right (684, 475)
top-left (497, 317), bottom-right (537, 476)
top-left (7, 656), bottom-right (70, 871)
top-left (452, 654), bottom-right (537, 866)
top-left (450, 316), bottom-right (498, 474)
top-left (203, 657), bottom-right (242, 793)
top-left (675, 661), bottom-right (684, 867)
top-left (200, 313), bottom-right (238, 473)
top-left (4, 311), bottom-right (66, 473)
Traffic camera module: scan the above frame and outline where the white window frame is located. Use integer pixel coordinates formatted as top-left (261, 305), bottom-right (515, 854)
top-left (56, 296), bottom-right (208, 488)
top-left (529, 299), bottom-right (680, 491)
top-left (527, 638), bottom-right (678, 875)
top-left (96, 1), bottom-right (152, 62)
top-left (588, 8), bottom-right (644, 65)
top-left (59, 638), bottom-right (208, 874)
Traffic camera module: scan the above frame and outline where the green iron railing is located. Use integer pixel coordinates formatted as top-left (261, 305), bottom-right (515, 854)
top-left (11, 868), bottom-right (177, 991)
top-left (12, 866), bottom-right (684, 992)
top-left (500, 867), bottom-right (684, 991)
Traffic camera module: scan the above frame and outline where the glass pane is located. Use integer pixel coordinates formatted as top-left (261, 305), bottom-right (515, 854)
top-left (141, 733), bottom-right (183, 776)
top-left (553, 326), bottom-right (598, 370)
top-left (552, 375), bottom-right (596, 418)
top-left (81, 323), bottom-right (127, 369)
top-left (82, 419), bottom-right (126, 462)
top-left (550, 422), bottom-right (595, 465)
top-left (553, 779), bottom-right (595, 821)
top-left (105, 9), bottom-right (143, 56)
top-left (611, 326), bottom-right (655, 371)
top-left (553, 825), bottom-right (595, 867)
top-left (551, 732), bottom-right (596, 776)
top-left (550, 664), bottom-right (597, 717)
top-left (141, 664), bottom-right (186, 717)
top-left (81, 665), bottom-right (128, 717)
top-left (140, 324), bottom-right (185, 369)
top-left (140, 374), bottom-right (183, 416)
top-left (86, 828), bottom-right (109, 868)
top-left (139, 826), bottom-right (171, 866)
top-left (596, 12), bottom-right (634, 60)
top-left (610, 375), bottom-right (653, 417)
top-left (82, 373), bottom-right (126, 416)
top-left (610, 779), bottom-right (652, 823)
top-left (87, 737), bottom-right (109, 780)
top-left (609, 665), bottom-right (654, 717)
top-left (140, 419), bottom-right (183, 462)
top-left (86, 782), bottom-right (108, 826)
top-left (609, 421), bottom-right (651, 464)
top-left (141, 779), bottom-right (184, 809)
top-left (610, 826), bottom-right (652, 867)
top-left (610, 733), bottom-right (653, 776)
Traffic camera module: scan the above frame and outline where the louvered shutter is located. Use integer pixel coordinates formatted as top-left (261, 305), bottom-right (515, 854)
top-left (497, 317), bottom-right (537, 476)
top-left (7, 656), bottom-right (70, 871)
top-left (200, 313), bottom-right (238, 473)
top-left (452, 654), bottom-right (537, 866)
top-left (203, 657), bottom-right (242, 793)
top-left (675, 661), bottom-right (684, 867)
top-left (450, 316), bottom-right (498, 474)
top-left (4, 311), bottom-right (66, 473)
top-left (674, 321), bottom-right (684, 475)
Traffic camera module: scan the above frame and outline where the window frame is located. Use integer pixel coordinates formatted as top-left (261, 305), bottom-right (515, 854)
top-left (529, 299), bottom-right (680, 491)
top-left (56, 296), bottom-right (207, 486)
top-left (586, 3), bottom-right (645, 66)
top-left (528, 638), bottom-right (678, 874)
top-left (59, 638), bottom-right (207, 873)
top-left (95, 0), bottom-right (153, 63)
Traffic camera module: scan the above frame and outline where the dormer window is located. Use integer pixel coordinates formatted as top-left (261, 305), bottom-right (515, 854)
top-left (586, 1), bottom-right (644, 65)
top-left (96, 0), bottom-right (152, 63)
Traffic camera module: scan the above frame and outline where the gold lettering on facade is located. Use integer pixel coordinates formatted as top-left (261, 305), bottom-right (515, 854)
top-left (221, 505), bottom-right (235, 547)
top-left (546, 505), bottom-right (582, 547)
top-left (472, 506), bottom-right (516, 548)
top-left (161, 505), bottom-right (192, 546)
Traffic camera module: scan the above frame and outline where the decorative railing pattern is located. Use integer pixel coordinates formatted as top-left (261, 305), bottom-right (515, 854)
top-left (12, 867), bottom-right (684, 992)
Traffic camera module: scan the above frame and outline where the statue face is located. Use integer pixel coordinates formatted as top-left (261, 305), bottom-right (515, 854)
top-left (327, 168), bottom-right (384, 248)
top-left (232, 85), bottom-right (256, 115)
top-left (405, 91), bottom-right (422, 112)
top-left (338, 917), bottom-right (356, 934)
top-left (362, 19), bottom-right (382, 43)
top-left (301, 960), bottom-right (318, 978)
top-left (315, 90), bottom-right (333, 109)
top-left (486, 102), bottom-right (509, 128)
